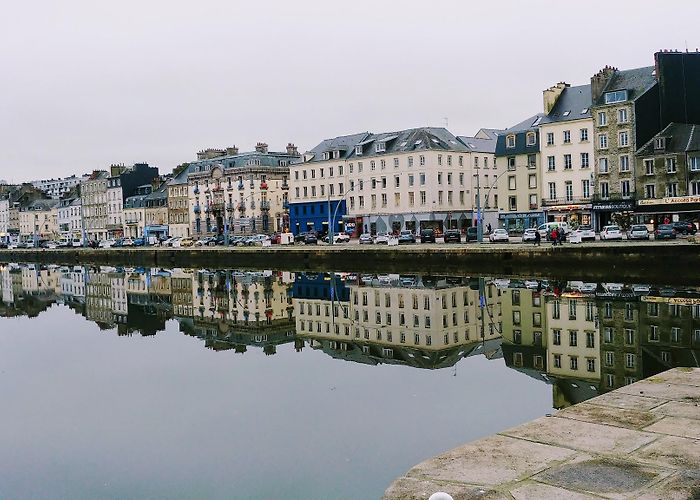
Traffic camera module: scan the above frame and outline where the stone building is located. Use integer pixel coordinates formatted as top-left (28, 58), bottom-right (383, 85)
top-left (167, 166), bottom-right (196, 238)
top-left (123, 184), bottom-right (152, 239)
top-left (56, 189), bottom-right (82, 242)
top-left (81, 171), bottom-right (109, 241)
top-left (106, 163), bottom-right (159, 239)
top-left (144, 179), bottom-right (169, 240)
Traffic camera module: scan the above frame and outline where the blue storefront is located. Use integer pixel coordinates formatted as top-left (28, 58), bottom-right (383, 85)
top-left (498, 211), bottom-right (544, 232)
top-left (289, 200), bottom-right (346, 235)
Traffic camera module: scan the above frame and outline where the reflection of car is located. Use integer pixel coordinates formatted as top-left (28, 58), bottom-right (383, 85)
top-left (465, 227), bottom-right (478, 242)
top-left (522, 228), bottom-right (538, 242)
top-left (180, 237), bottom-right (195, 247)
top-left (377, 275), bottom-right (391, 285)
top-left (579, 283), bottom-right (597, 293)
top-left (600, 225), bottom-right (623, 241)
top-left (573, 225), bottom-right (596, 241)
top-left (420, 229), bottom-right (436, 243)
top-left (398, 230), bottom-right (415, 244)
top-left (654, 224), bottom-right (676, 240)
top-left (400, 276), bottom-right (416, 286)
top-left (361, 274), bottom-right (374, 284)
top-left (672, 220), bottom-right (697, 235)
top-left (374, 233), bottom-right (390, 245)
top-left (133, 238), bottom-right (145, 246)
top-left (359, 234), bottom-right (373, 245)
top-left (99, 239), bottom-right (117, 248)
top-left (443, 229), bottom-right (461, 243)
top-left (627, 225), bottom-right (649, 240)
top-left (489, 229), bottom-right (509, 243)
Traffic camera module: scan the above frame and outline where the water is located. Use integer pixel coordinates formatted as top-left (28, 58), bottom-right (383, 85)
top-left (1, 264), bottom-right (698, 499)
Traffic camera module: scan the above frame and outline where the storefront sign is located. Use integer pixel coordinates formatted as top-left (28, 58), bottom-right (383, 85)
top-left (638, 195), bottom-right (700, 206)
top-left (592, 201), bottom-right (635, 211)
top-left (545, 204), bottom-right (592, 211)
top-left (498, 211), bottom-right (542, 219)
top-left (641, 296), bottom-right (700, 305)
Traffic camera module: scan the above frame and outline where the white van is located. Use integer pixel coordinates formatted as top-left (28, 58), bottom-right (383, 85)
top-left (537, 222), bottom-right (570, 238)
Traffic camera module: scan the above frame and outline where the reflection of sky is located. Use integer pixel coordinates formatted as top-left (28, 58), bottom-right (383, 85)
top-left (0, 306), bottom-right (551, 500)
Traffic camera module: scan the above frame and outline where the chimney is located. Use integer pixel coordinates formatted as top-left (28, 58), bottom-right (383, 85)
top-left (226, 145), bottom-right (239, 156)
top-left (286, 143), bottom-right (299, 156)
top-left (110, 163), bottom-right (126, 177)
top-left (591, 66), bottom-right (617, 104)
top-left (543, 82), bottom-right (569, 114)
top-left (197, 150), bottom-right (206, 160)
top-left (151, 176), bottom-right (162, 190)
top-left (255, 142), bottom-right (269, 154)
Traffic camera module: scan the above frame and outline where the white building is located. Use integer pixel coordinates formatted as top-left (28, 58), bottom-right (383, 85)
top-left (31, 175), bottom-right (88, 199)
top-left (0, 196), bottom-right (9, 242)
top-left (57, 196), bottom-right (82, 240)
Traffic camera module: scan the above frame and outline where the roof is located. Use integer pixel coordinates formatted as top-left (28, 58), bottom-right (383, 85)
top-left (189, 149), bottom-right (299, 173)
top-left (636, 123), bottom-right (700, 155)
top-left (541, 84), bottom-right (592, 124)
top-left (456, 135), bottom-right (498, 153)
top-left (301, 132), bottom-right (372, 164)
top-left (22, 199), bottom-right (59, 211)
top-left (475, 128), bottom-right (505, 140)
top-left (495, 113), bottom-right (545, 156)
top-left (595, 66), bottom-right (657, 106)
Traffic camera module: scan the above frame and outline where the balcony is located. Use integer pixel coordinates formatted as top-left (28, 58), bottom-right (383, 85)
top-left (281, 182), bottom-right (289, 190)
top-left (226, 203), bottom-right (235, 212)
top-left (238, 183), bottom-right (244, 190)
top-left (541, 197), bottom-right (592, 207)
top-left (210, 201), bottom-right (225, 212)
top-left (282, 201), bottom-right (290, 210)
top-left (260, 200), bottom-right (271, 211)
top-left (194, 187), bottom-right (200, 195)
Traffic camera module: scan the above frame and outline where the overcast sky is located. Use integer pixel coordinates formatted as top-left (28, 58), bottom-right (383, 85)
top-left (2, 0), bottom-right (699, 181)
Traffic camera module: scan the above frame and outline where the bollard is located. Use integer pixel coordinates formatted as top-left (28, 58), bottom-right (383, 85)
top-left (428, 493), bottom-right (454, 500)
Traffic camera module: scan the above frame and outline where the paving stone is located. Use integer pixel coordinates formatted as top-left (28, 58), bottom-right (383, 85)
top-left (643, 416), bottom-right (700, 439)
top-left (636, 469), bottom-right (700, 500)
top-left (534, 456), bottom-right (666, 497)
top-left (584, 391), bottom-right (666, 411)
top-left (403, 434), bottom-right (575, 487)
top-left (557, 402), bottom-right (660, 430)
top-left (650, 401), bottom-right (700, 420)
top-left (632, 435), bottom-right (700, 469)
top-left (382, 477), bottom-right (506, 500)
top-left (509, 481), bottom-right (600, 499)
top-left (501, 416), bottom-right (657, 455)
top-left (646, 367), bottom-right (700, 388)
top-left (617, 381), bottom-right (700, 404)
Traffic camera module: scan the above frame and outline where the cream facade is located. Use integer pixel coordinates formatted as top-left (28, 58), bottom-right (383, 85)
top-left (81, 171), bottom-right (109, 241)
top-left (19, 199), bottom-right (59, 241)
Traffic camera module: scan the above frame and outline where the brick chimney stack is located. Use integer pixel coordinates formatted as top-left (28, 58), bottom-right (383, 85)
top-left (543, 82), bottom-right (569, 114)
top-left (286, 143), bottom-right (299, 156)
top-left (255, 142), bottom-right (269, 154)
top-left (226, 146), bottom-right (239, 156)
top-left (591, 65), bottom-right (617, 104)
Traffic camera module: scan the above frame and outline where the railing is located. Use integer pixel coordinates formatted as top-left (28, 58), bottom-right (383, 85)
top-left (282, 201), bottom-right (290, 210)
top-left (226, 203), bottom-right (235, 212)
top-left (260, 200), bottom-right (271, 211)
top-left (590, 194), bottom-right (637, 203)
top-left (238, 203), bottom-right (246, 212)
top-left (238, 183), bottom-right (244, 190)
top-left (281, 182), bottom-right (289, 190)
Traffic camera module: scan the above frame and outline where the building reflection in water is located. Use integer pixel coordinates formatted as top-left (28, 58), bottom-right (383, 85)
top-left (1, 263), bottom-right (699, 408)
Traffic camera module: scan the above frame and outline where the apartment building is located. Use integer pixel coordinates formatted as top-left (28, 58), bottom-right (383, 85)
top-left (188, 143), bottom-right (296, 237)
top-left (106, 163), bottom-right (159, 239)
top-left (598, 294), bottom-right (643, 391)
top-left (56, 192), bottom-right (82, 240)
top-left (167, 166), bottom-right (197, 238)
top-left (123, 184), bottom-right (151, 239)
top-left (144, 179), bottom-right (169, 240)
top-left (501, 286), bottom-right (548, 374)
top-left (495, 114), bottom-right (545, 231)
top-left (18, 199), bottom-right (59, 242)
top-left (31, 174), bottom-right (88, 199)
top-left (635, 123), bottom-right (700, 225)
top-left (539, 83), bottom-right (595, 227)
top-left (81, 171), bottom-right (109, 241)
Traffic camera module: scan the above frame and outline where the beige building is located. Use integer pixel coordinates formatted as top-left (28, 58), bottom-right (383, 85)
top-left (81, 171), bottom-right (109, 241)
top-left (167, 167), bottom-right (193, 238)
top-left (123, 185), bottom-right (151, 239)
top-left (539, 83), bottom-right (595, 227)
top-left (19, 199), bottom-right (59, 242)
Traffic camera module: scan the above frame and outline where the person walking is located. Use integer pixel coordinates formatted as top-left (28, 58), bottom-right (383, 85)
top-left (534, 230), bottom-right (541, 246)
top-left (558, 228), bottom-right (565, 245)
top-left (551, 228), bottom-right (558, 246)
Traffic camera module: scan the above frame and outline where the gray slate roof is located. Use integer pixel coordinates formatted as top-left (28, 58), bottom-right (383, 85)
top-left (636, 123), bottom-right (700, 155)
top-left (456, 135), bottom-right (498, 153)
top-left (595, 66), bottom-right (657, 106)
top-left (302, 132), bottom-right (371, 164)
top-left (505, 113), bottom-right (546, 133)
top-left (23, 199), bottom-right (59, 211)
top-left (542, 84), bottom-right (592, 124)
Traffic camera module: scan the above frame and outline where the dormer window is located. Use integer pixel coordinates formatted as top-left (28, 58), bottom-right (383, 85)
top-left (506, 135), bottom-right (516, 148)
top-left (355, 145), bottom-right (363, 156)
top-left (322, 151), bottom-right (330, 161)
top-left (654, 137), bottom-right (666, 150)
top-left (604, 89), bottom-right (628, 104)
top-left (526, 132), bottom-right (536, 146)
top-left (375, 142), bottom-right (386, 153)
top-left (333, 150), bottom-right (340, 159)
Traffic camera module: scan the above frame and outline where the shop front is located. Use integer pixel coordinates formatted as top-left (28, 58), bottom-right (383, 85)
top-left (591, 199), bottom-right (635, 231)
top-left (498, 211), bottom-right (544, 233)
top-left (544, 203), bottom-right (592, 228)
top-left (634, 196), bottom-right (700, 228)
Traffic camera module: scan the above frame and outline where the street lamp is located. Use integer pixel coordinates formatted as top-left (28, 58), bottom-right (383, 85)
top-left (328, 184), bottom-right (356, 245)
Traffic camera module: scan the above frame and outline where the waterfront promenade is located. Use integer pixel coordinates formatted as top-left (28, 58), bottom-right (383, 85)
top-left (384, 367), bottom-right (700, 499)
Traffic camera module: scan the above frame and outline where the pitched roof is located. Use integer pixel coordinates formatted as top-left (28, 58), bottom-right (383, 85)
top-left (542, 84), bottom-right (592, 124)
top-left (456, 135), bottom-right (498, 153)
top-left (302, 132), bottom-right (371, 164)
top-left (595, 66), bottom-right (657, 106)
top-left (636, 123), bottom-right (700, 155)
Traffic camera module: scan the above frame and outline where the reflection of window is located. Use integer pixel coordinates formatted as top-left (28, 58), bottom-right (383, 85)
top-left (553, 354), bottom-right (561, 368)
top-left (512, 311), bottom-right (521, 325)
top-left (533, 312), bottom-right (541, 327)
top-left (570, 356), bottom-right (578, 370)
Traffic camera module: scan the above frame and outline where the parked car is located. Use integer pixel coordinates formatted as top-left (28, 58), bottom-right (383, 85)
top-left (196, 236), bottom-right (217, 247)
top-left (179, 237), bottom-right (196, 247)
top-left (627, 224), bottom-right (650, 240)
top-left (359, 234), bottom-right (373, 245)
top-left (572, 225), bottom-right (596, 242)
top-left (163, 237), bottom-right (179, 247)
top-left (489, 229), bottom-right (510, 243)
top-left (443, 229), bottom-right (461, 243)
top-left (465, 226), bottom-right (478, 242)
top-left (537, 222), bottom-right (570, 239)
top-left (600, 225), bottom-right (623, 241)
top-left (44, 241), bottom-right (60, 249)
top-left (99, 239), bottom-right (117, 248)
top-left (247, 234), bottom-right (271, 246)
top-left (122, 238), bottom-right (135, 247)
top-left (522, 228), bottom-right (538, 242)
top-left (133, 238), bottom-right (145, 247)
top-left (294, 233), bottom-right (307, 244)
top-left (654, 224), bottom-right (677, 240)
top-left (303, 232), bottom-right (318, 245)
top-left (420, 228), bottom-right (436, 243)
top-left (323, 232), bottom-right (351, 244)
top-left (374, 233), bottom-right (390, 245)
top-left (398, 230), bottom-right (416, 244)
top-left (671, 220), bottom-right (697, 235)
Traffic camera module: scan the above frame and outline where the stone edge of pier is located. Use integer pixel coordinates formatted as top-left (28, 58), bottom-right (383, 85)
top-left (384, 367), bottom-right (700, 499)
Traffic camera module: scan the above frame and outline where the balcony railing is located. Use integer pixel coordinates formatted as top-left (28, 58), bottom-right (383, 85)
top-left (541, 196), bottom-right (592, 207)
top-left (260, 200), bottom-right (271, 211)
top-left (282, 201), bottom-right (290, 210)
top-left (238, 203), bottom-right (246, 212)
top-left (238, 183), bottom-right (244, 190)
top-left (281, 182), bottom-right (289, 190)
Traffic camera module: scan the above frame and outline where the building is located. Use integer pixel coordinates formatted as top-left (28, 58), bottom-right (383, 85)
top-left (18, 198), bottom-right (59, 242)
top-left (188, 143), bottom-right (297, 238)
top-left (31, 174), bottom-right (89, 199)
top-left (56, 189), bottom-right (82, 241)
top-left (495, 114), bottom-right (546, 231)
top-left (81, 171), bottom-right (109, 242)
top-left (123, 184), bottom-right (152, 239)
top-left (167, 166), bottom-right (197, 238)
top-left (144, 178), bottom-right (169, 240)
top-left (635, 123), bottom-right (700, 225)
top-left (501, 286), bottom-right (548, 375)
top-left (539, 83), bottom-right (595, 227)
top-left (290, 127), bottom-right (477, 236)
top-left (598, 292), bottom-right (643, 391)
top-left (0, 196), bottom-right (9, 243)
top-left (106, 163), bottom-right (159, 239)
top-left (3, 184), bottom-right (48, 242)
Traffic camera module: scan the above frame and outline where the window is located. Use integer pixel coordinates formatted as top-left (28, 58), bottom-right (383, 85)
top-left (600, 181), bottom-right (609, 198)
top-left (619, 131), bottom-right (629, 147)
top-left (512, 310), bottom-right (521, 325)
top-left (598, 133), bottom-right (608, 149)
top-left (512, 290), bottom-right (520, 305)
top-left (420, 191), bottom-right (426, 205)
top-left (553, 329), bottom-right (561, 345)
top-left (625, 328), bottom-right (634, 345)
top-left (563, 130), bottom-right (571, 144)
top-left (645, 184), bottom-right (656, 199)
top-left (419, 155), bottom-right (425, 166)
top-left (506, 135), bottom-right (515, 148)
top-left (666, 157), bottom-right (677, 173)
top-left (598, 111), bottom-right (607, 126)
top-left (580, 128), bottom-right (589, 141)
top-left (527, 154), bottom-right (537, 168)
top-left (618, 108), bottom-right (628, 123)
top-left (621, 180), bottom-right (631, 198)
top-left (586, 331), bottom-right (595, 348)
top-left (570, 356), bottom-right (578, 370)
top-left (605, 351), bottom-right (614, 367)
top-left (649, 325), bottom-right (659, 342)
top-left (548, 182), bottom-right (557, 200)
top-left (553, 354), bottom-right (561, 368)
top-left (620, 155), bottom-right (630, 172)
top-left (508, 196), bottom-right (517, 211)
top-left (526, 132), bottom-right (536, 146)
top-left (599, 157), bottom-right (609, 173)
top-left (569, 330), bottom-right (578, 347)
top-left (507, 157), bottom-right (516, 171)
top-left (587, 358), bottom-right (596, 372)
top-left (437, 154), bottom-right (442, 166)
top-left (691, 180), bottom-right (700, 196)
top-left (582, 179), bottom-right (590, 198)
top-left (508, 176), bottom-right (516, 190)
top-left (645, 159), bottom-right (653, 175)
top-left (528, 174), bottom-right (537, 189)
top-left (408, 156), bottom-right (413, 167)
top-left (419, 173), bottom-right (426, 185)
top-left (375, 142), bottom-right (385, 153)
top-left (564, 154), bottom-right (572, 170)
top-left (667, 183), bottom-right (678, 197)
top-left (604, 90), bottom-right (628, 103)
top-left (581, 152), bottom-right (590, 168)
top-left (565, 181), bottom-right (573, 201)
top-left (547, 156), bottom-right (556, 171)
top-left (604, 327), bottom-right (614, 343)
top-left (690, 157), bottom-right (700, 171)
top-left (625, 353), bottom-right (635, 369)
top-left (654, 137), bottom-right (666, 150)
top-left (546, 132), bottom-right (554, 146)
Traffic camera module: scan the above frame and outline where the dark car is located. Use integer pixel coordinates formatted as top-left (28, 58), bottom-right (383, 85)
top-left (443, 229), bottom-right (461, 243)
top-left (303, 232), bottom-right (318, 245)
top-left (112, 238), bottom-right (124, 248)
top-left (465, 227), bottom-right (478, 242)
top-left (420, 228), bottom-right (436, 243)
top-left (671, 220), bottom-right (697, 235)
top-left (655, 224), bottom-right (677, 240)
top-left (133, 238), bottom-right (145, 246)
top-left (398, 230), bottom-right (415, 244)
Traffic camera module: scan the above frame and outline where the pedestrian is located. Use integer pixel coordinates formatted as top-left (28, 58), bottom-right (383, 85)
top-left (487, 223), bottom-right (492, 234)
top-left (551, 228), bottom-right (558, 246)
top-left (558, 228), bottom-right (565, 245)
top-left (534, 230), bottom-right (541, 246)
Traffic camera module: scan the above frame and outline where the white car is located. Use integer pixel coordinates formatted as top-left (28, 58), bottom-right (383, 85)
top-left (489, 229), bottom-right (509, 243)
top-left (572, 225), bottom-right (596, 241)
top-left (99, 239), bottom-right (117, 248)
top-left (122, 238), bottom-right (135, 247)
top-left (627, 225), bottom-right (650, 240)
top-left (333, 232), bottom-right (351, 243)
top-left (522, 228), bottom-right (538, 242)
top-left (374, 233), bottom-right (390, 245)
top-left (579, 283), bottom-right (597, 293)
top-left (600, 225), bottom-right (623, 241)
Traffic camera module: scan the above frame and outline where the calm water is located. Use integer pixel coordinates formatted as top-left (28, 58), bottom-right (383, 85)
top-left (1, 264), bottom-right (698, 499)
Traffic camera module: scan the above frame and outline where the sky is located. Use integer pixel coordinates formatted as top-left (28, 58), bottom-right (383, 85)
top-left (2, 0), bottom-right (699, 181)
